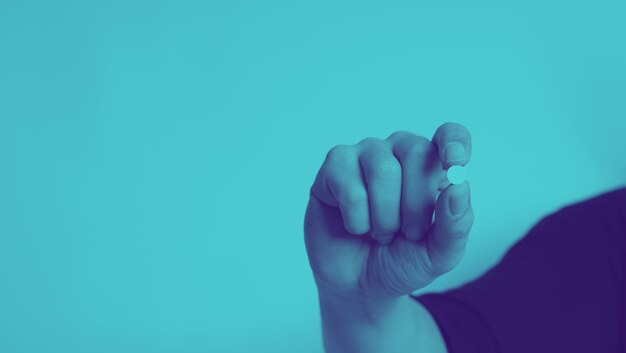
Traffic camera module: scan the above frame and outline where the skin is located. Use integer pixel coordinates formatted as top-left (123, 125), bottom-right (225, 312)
top-left (304, 123), bottom-right (475, 353)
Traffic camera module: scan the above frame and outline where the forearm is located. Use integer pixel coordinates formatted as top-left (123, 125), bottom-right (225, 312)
top-left (318, 289), bottom-right (447, 353)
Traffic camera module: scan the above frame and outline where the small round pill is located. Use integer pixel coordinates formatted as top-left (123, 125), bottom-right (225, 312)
top-left (446, 165), bottom-right (467, 185)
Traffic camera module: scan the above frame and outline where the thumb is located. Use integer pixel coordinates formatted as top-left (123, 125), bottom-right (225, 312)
top-left (425, 181), bottom-right (474, 276)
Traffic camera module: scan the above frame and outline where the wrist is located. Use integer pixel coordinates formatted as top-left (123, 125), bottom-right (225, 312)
top-left (317, 285), bottom-right (403, 326)
top-left (317, 287), bottom-right (436, 353)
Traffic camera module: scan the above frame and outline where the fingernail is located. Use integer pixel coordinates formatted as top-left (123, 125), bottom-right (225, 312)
top-left (449, 184), bottom-right (470, 216)
top-left (402, 224), bottom-right (418, 240)
top-left (372, 232), bottom-right (394, 246)
top-left (403, 223), bottom-right (428, 242)
top-left (445, 142), bottom-right (466, 165)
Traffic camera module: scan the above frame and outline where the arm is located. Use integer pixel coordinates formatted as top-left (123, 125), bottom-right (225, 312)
top-left (413, 187), bottom-right (626, 353)
top-left (318, 288), bottom-right (445, 353)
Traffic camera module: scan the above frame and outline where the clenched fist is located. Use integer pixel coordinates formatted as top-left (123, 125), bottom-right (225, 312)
top-left (304, 123), bottom-right (474, 300)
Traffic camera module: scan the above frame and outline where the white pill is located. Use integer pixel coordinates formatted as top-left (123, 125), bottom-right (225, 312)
top-left (446, 165), bottom-right (467, 185)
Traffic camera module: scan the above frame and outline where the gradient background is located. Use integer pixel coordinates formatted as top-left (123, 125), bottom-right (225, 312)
top-left (1, 1), bottom-right (625, 352)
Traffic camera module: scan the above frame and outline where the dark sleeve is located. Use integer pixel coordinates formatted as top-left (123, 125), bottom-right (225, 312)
top-left (413, 188), bottom-right (626, 353)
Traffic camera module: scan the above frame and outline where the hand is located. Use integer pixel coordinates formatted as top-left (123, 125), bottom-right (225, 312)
top-left (304, 123), bottom-right (474, 300)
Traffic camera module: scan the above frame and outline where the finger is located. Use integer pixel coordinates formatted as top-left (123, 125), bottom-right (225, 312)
top-left (310, 145), bottom-right (371, 235)
top-left (425, 181), bottom-right (474, 276)
top-left (431, 122), bottom-right (472, 169)
top-left (358, 138), bottom-right (402, 245)
top-left (387, 131), bottom-right (441, 242)
top-left (437, 175), bottom-right (451, 192)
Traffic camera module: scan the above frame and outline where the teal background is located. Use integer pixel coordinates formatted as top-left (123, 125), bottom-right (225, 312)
top-left (1, 1), bottom-right (625, 352)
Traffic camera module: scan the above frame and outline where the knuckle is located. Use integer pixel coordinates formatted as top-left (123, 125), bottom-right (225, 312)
top-left (464, 207), bottom-right (475, 227)
top-left (387, 130), bottom-right (414, 140)
top-left (447, 228), bottom-right (468, 240)
top-left (371, 157), bottom-right (401, 178)
top-left (341, 188), bottom-right (368, 208)
top-left (325, 144), bottom-right (353, 163)
top-left (357, 136), bottom-right (386, 149)
top-left (448, 216), bottom-right (473, 239)
top-left (441, 122), bottom-right (464, 131)
top-left (448, 211), bottom-right (474, 236)
top-left (403, 137), bottom-right (432, 158)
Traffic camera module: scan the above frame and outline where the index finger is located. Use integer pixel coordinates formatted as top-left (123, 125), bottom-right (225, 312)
top-left (432, 122), bottom-right (472, 169)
